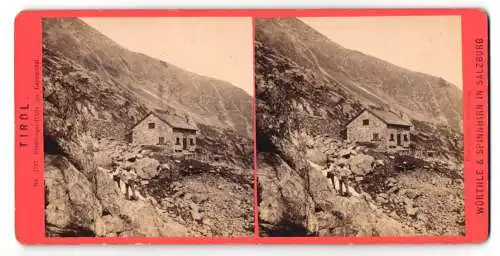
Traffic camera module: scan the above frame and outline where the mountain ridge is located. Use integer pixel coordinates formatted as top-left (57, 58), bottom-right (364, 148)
top-left (42, 18), bottom-right (253, 137)
top-left (255, 18), bottom-right (462, 131)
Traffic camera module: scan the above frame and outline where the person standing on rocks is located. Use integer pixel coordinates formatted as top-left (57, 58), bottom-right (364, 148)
top-left (111, 162), bottom-right (122, 190)
top-left (338, 163), bottom-right (351, 196)
top-left (326, 162), bottom-right (338, 192)
top-left (121, 166), bottom-right (138, 200)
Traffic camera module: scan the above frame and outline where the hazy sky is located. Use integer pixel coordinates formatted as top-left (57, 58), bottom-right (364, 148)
top-left (301, 16), bottom-right (463, 89)
top-left (82, 17), bottom-right (253, 95)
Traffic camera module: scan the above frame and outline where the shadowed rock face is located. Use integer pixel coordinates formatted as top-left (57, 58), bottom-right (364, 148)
top-left (255, 18), bottom-right (464, 237)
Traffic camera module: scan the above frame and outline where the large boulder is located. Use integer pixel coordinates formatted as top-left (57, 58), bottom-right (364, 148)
top-left (258, 153), bottom-right (314, 228)
top-left (133, 158), bottom-right (160, 179)
top-left (348, 154), bottom-right (375, 175)
top-left (95, 167), bottom-right (124, 215)
top-left (45, 155), bottom-right (102, 237)
top-left (305, 147), bottom-right (327, 165)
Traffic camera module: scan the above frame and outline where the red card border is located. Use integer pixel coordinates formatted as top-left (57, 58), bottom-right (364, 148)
top-left (14, 8), bottom-right (489, 244)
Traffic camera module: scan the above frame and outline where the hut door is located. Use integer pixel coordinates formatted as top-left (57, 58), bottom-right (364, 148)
top-left (183, 137), bottom-right (187, 150)
top-left (397, 134), bottom-right (402, 146)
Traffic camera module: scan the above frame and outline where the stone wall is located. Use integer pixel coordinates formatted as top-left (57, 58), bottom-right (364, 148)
top-left (347, 111), bottom-right (387, 148)
top-left (132, 114), bottom-right (174, 148)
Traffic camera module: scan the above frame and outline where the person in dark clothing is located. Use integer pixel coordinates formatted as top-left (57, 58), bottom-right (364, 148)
top-left (111, 162), bottom-right (122, 189)
top-left (326, 163), bottom-right (338, 192)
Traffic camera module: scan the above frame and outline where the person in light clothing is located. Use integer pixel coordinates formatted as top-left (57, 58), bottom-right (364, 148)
top-left (338, 163), bottom-right (352, 196)
top-left (120, 166), bottom-right (138, 200)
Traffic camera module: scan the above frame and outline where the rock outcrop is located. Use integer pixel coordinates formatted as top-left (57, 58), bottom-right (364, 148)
top-left (45, 155), bottom-right (101, 237)
top-left (45, 155), bottom-right (188, 237)
top-left (258, 152), bottom-right (414, 237)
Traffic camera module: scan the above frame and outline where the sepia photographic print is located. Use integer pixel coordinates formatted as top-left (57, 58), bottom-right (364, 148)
top-left (255, 16), bottom-right (465, 237)
top-left (42, 17), bottom-right (254, 238)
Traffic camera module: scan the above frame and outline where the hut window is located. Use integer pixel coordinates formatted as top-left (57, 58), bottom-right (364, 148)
top-left (148, 123), bottom-right (155, 129)
top-left (390, 134), bottom-right (394, 141)
top-left (363, 119), bottom-right (369, 126)
top-left (373, 133), bottom-right (379, 141)
top-left (175, 137), bottom-right (181, 145)
top-left (190, 138), bottom-right (194, 145)
top-left (403, 134), bottom-right (408, 141)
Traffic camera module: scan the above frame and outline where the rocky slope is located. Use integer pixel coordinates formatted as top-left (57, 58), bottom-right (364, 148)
top-left (255, 18), bottom-right (464, 236)
top-left (43, 18), bottom-right (253, 237)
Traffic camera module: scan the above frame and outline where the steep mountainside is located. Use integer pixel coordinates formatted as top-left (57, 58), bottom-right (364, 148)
top-left (256, 18), bottom-right (462, 131)
top-left (43, 18), bottom-right (253, 136)
top-left (256, 18), bottom-right (464, 237)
